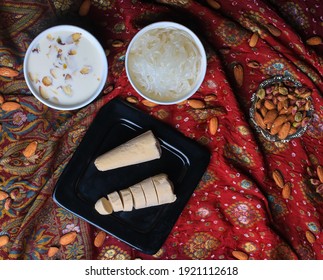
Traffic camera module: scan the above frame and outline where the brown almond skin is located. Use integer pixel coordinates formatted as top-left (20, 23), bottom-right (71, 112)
top-left (282, 182), bottom-right (291, 199)
top-left (48, 246), bottom-right (59, 258)
top-left (0, 66), bottom-right (19, 77)
top-left (94, 231), bottom-right (107, 247)
top-left (306, 36), bottom-right (322, 46)
top-left (254, 112), bottom-right (266, 129)
top-left (278, 121), bottom-right (291, 140)
top-left (187, 99), bottom-right (205, 109)
top-left (266, 24), bottom-right (281, 37)
top-left (249, 33), bottom-right (259, 48)
top-left (263, 109), bottom-right (278, 124)
top-left (317, 166), bottom-right (323, 183)
top-left (288, 126), bottom-right (296, 135)
top-left (264, 100), bottom-right (276, 110)
top-left (1, 101), bottom-right (21, 112)
top-left (233, 64), bottom-right (243, 87)
top-left (247, 60), bottom-right (260, 68)
top-left (232, 250), bottom-right (249, 260)
top-left (0, 235), bottom-right (9, 247)
top-left (271, 115), bottom-right (287, 133)
top-left (22, 141), bottom-right (38, 158)
top-left (208, 117), bottom-right (218, 135)
top-left (59, 231), bottom-right (77, 246)
top-left (126, 96), bottom-right (138, 104)
top-left (204, 94), bottom-right (217, 102)
top-left (270, 122), bottom-right (283, 135)
top-left (79, 0), bottom-right (91, 16)
top-left (142, 99), bottom-right (158, 108)
top-left (272, 170), bottom-right (284, 188)
top-left (259, 106), bottom-right (267, 118)
top-left (305, 230), bottom-right (316, 244)
top-left (206, 0), bottom-right (221, 9)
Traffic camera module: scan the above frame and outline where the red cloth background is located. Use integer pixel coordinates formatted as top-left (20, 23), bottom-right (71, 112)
top-left (0, 0), bottom-right (322, 259)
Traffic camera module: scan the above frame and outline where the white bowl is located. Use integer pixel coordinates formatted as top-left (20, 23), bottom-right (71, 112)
top-left (125, 22), bottom-right (207, 105)
top-left (23, 25), bottom-right (108, 110)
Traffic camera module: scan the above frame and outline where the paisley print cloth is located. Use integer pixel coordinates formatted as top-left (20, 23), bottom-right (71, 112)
top-left (0, 0), bottom-right (322, 260)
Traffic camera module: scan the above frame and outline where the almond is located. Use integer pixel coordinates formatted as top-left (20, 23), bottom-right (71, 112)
top-left (112, 40), bottom-right (124, 48)
top-left (232, 250), bottom-right (248, 260)
top-left (259, 106), bottom-right (267, 117)
top-left (254, 111), bottom-right (266, 129)
top-left (233, 64), bottom-right (243, 87)
top-left (249, 32), bottom-right (259, 47)
top-left (208, 117), bottom-right (218, 135)
top-left (272, 169), bottom-right (284, 188)
top-left (317, 165), bottom-right (323, 183)
top-left (282, 182), bottom-right (291, 199)
top-left (48, 246), bottom-right (59, 257)
top-left (142, 99), bottom-right (158, 107)
top-left (247, 60), bottom-right (260, 68)
top-left (266, 24), bottom-right (281, 37)
top-left (187, 99), bottom-right (205, 109)
top-left (126, 96), bottom-right (138, 104)
top-left (306, 36), bottom-right (322, 46)
top-left (305, 230), bottom-right (316, 244)
top-left (0, 190), bottom-right (9, 201)
top-left (263, 109), bottom-right (278, 124)
top-left (270, 122), bottom-right (283, 135)
top-left (204, 94), bottom-right (217, 102)
top-left (206, 0), bottom-right (221, 9)
top-left (94, 231), bottom-right (107, 247)
top-left (271, 115), bottom-right (287, 132)
top-left (0, 235), bottom-right (9, 247)
top-left (277, 121), bottom-right (291, 140)
top-left (264, 100), bottom-right (276, 110)
top-left (79, 0), bottom-right (91, 16)
top-left (59, 231), bottom-right (77, 246)
top-left (1, 101), bottom-right (21, 112)
top-left (0, 66), bottom-right (19, 77)
top-left (22, 141), bottom-right (38, 158)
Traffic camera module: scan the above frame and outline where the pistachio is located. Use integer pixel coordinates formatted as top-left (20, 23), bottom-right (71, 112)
top-left (72, 33), bottom-right (81, 42)
top-left (256, 88), bottom-right (265, 99)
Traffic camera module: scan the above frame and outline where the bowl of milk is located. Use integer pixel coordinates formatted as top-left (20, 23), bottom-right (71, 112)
top-left (24, 25), bottom-right (108, 110)
top-left (125, 22), bottom-right (207, 105)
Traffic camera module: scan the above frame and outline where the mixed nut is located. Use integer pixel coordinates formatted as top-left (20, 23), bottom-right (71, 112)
top-left (250, 76), bottom-right (313, 141)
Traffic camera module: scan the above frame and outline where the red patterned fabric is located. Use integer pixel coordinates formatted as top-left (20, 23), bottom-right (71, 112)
top-left (0, 0), bottom-right (322, 260)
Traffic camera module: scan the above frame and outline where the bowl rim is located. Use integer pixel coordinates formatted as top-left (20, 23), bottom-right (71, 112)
top-left (23, 24), bottom-right (108, 110)
top-left (125, 21), bottom-right (207, 105)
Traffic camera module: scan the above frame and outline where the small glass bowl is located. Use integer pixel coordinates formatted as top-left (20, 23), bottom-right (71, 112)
top-left (249, 75), bottom-right (314, 142)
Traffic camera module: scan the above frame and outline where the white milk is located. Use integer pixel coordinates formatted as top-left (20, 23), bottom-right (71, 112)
top-left (26, 31), bottom-right (104, 106)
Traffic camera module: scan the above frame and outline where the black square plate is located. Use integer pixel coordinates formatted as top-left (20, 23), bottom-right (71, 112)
top-left (53, 97), bottom-right (210, 254)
